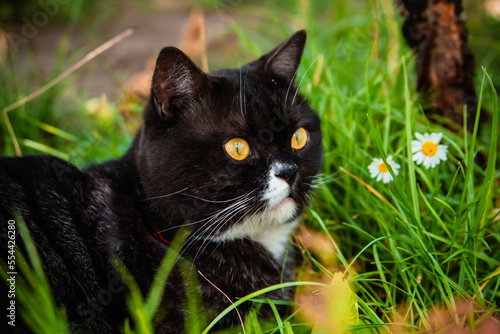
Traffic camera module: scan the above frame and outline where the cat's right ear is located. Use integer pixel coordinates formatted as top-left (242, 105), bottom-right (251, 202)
top-left (151, 47), bottom-right (205, 120)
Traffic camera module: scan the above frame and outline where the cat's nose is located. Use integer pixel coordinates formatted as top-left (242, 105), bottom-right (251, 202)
top-left (275, 164), bottom-right (298, 185)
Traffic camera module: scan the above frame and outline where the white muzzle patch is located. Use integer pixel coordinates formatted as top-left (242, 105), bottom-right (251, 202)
top-left (212, 162), bottom-right (299, 260)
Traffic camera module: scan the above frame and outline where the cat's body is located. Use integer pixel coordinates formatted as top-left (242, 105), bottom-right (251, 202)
top-left (0, 30), bottom-right (322, 333)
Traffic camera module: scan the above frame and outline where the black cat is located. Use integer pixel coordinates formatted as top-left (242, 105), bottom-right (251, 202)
top-left (0, 30), bottom-right (322, 333)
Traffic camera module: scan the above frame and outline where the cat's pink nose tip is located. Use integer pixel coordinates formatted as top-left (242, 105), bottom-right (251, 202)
top-left (275, 165), bottom-right (298, 185)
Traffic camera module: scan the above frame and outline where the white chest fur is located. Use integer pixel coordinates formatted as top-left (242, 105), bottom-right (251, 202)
top-left (250, 219), bottom-right (299, 260)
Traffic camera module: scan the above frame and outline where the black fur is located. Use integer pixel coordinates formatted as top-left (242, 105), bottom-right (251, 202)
top-left (1, 30), bottom-right (322, 333)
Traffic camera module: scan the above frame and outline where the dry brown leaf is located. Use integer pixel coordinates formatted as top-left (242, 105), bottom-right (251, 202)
top-left (178, 9), bottom-right (208, 72)
top-left (294, 223), bottom-right (337, 267)
top-left (123, 9), bottom-right (209, 99)
top-left (123, 57), bottom-right (156, 99)
top-left (0, 28), bottom-right (7, 63)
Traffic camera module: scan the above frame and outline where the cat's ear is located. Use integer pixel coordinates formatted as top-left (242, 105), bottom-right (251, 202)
top-left (264, 30), bottom-right (306, 81)
top-left (151, 47), bottom-right (205, 120)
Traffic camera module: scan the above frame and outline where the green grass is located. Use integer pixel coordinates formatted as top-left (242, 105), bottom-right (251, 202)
top-left (1, 0), bottom-right (499, 333)
top-left (1, 213), bottom-right (69, 334)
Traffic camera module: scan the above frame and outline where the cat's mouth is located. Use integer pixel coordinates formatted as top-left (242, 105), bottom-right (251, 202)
top-left (266, 197), bottom-right (297, 224)
top-left (211, 194), bottom-right (298, 243)
top-left (270, 196), bottom-right (294, 211)
top-left (258, 190), bottom-right (298, 225)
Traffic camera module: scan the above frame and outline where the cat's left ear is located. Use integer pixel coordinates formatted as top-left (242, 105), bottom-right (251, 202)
top-left (263, 30), bottom-right (306, 81)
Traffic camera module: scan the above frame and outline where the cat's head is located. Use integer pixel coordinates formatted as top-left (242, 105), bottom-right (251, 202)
top-left (135, 30), bottom-right (322, 256)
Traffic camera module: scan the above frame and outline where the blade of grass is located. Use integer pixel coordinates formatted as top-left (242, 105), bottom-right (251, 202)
top-left (230, 22), bottom-right (262, 57)
top-left (402, 58), bottom-right (420, 222)
top-left (145, 229), bottom-right (189, 316)
top-left (21, 139), bottom-right (69, 160)
top-left (201, 282), bottom-right (326, 334)
top-left (265, 298), bottom-right (284, 334)
top-left (2, 29), bottom-right (134, 115)
top-left (476, 68), bottom-right (499, 229)
top-left (1, 29), bottom-right (133, 156)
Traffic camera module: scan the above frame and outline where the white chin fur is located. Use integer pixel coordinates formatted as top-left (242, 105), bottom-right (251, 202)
top-left (212, 164), bottom-right (298, 260)
top-left (212, 201), bottom-right (298, 260)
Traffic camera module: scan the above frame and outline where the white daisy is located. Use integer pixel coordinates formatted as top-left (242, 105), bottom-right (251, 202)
top-left (412, 132), bottom-right (448, 169)
top-left (368, 155), bottom-right (401, 183)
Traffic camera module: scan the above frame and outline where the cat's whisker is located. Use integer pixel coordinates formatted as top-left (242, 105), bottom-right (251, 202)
top-left (215, 201), bottom-right (263, 241)
top-left (194, 189), bottom-right (257, 225)
top-left (179, 191), bottom-right (251, 204)
top-left (210, 203), bottom-right (259, 248)
top-left (198, 202), bottom-right (263, 267)
top-left (210, 197), bottom-right (259, 238)
top-left (178, 191), bottom-right (257, 257)
top-left (150, 191), bottom-right (258, 235)
top-left (243, 71), bottom-right (249, 115)
top-left (204, 205), bottom-right (248, 242)
top-left (142, 187), bottom-right (189, 201)
top-left (197, 193), bottom-right (256, 242)
top-left (155, 220), bottom-right (206, 234)
top-left (284, 64), bottom-right (301, 107)
top-left (184, 207), bottom-right (248, 263)
top-left (299, 189), bottom-right (312, 206)
top-left (197, 190), bottom-right (258, 240)
top-left (194, 203), bottom-right (257, 266)
top-left (291, 49), bottom-right (326, 106)
top-left (193, 204), bottom-right (245, 246)
top-left (156, 208), bottom-right (235, 235)
top-left (193, 202), bottom-right (251, 262)
top-left (316, 175), bottom-right (347, 185)
top-left (314, 171), bottom-right (345, 183)
top-left (239, 65), bottom-right (245, 117)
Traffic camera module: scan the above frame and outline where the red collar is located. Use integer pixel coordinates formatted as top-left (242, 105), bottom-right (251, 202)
top-left (150, 225), bottom-right (241, 297)
top-left (150, 224), bottom-right (171, 245)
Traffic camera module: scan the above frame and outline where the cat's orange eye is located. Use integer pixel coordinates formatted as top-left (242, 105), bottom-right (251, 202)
top-left (291, 127), bottom-right (308, 150)
top-left (225, 138), bottom-right (250, 161)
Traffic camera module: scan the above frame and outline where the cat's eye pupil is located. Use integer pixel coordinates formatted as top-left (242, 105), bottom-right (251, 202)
top-left (225, 138), bottom-right (250, 161)
top-left (294, 132), bottom-right (301, 143)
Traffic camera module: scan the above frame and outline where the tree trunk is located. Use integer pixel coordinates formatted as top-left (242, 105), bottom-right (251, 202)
top-left (398, 0), bottom-right (477, 127)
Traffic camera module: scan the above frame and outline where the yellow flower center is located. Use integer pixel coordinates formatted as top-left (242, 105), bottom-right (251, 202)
top-left (422, 141), bottom-right (438, 156)
top-left (378, 162), bottom-right (389, 173)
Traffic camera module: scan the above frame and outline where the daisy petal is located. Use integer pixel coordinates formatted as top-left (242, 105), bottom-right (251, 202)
top-left (412, 141), bottom-right (423, 153)
top-left (392, 161), bottom-right (401, 168)
top-left (413, 152), bottom-right (425, 164)
top-left (415, 132), bottom-right (425, 142)
top-left (423, 158), bottom-right (431, 169)
top-left (436, 150), bottom-right (448, 162)
top-left (438, 144), bottom-right (448, 154)
top-left (430, 132), bottom-right (443, 143)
